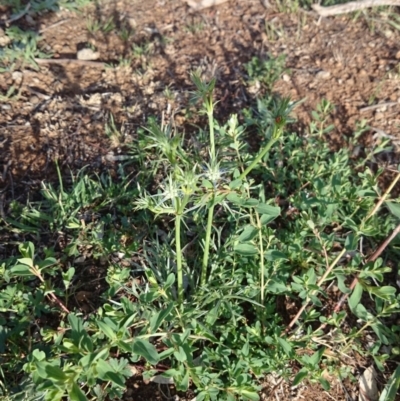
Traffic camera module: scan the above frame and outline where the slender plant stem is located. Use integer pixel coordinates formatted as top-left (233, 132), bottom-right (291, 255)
top-left (239, 127), bottom-right (281, 181)
top-left (201, 101), bottom-right (216, 286)
top-left (201, 201), bottom-right (215, 285)
top-left (256, 213), bottom-right (265, 304)
top-left (175, 214), bottom-right (183, 303)
top-left (208, 107), bottom-right (215, 160)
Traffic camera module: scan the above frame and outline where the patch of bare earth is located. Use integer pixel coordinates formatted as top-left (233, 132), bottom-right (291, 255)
top-left (1, 0), bottom-right (400, 399)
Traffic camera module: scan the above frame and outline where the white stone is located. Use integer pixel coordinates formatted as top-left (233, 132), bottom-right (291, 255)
top-left (77, 48), bottom-right (100, 61)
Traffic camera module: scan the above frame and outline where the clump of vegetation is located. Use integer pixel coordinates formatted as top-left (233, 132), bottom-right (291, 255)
top-left (1, 64), bottom-right (400, 401)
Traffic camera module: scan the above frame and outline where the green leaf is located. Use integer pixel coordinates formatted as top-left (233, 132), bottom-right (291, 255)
top-left (229, 179), bottom-right (242, 189)
top-left (319, 376), bottom-right (330, 391)
top-left (264, 250), bottom-right (288, 261)
top-left (292, 368), bottom-right (308, 386)
top-left (149, 303), bottom-right (174, 332)
top-left (336, 274), bottom-right (351, 294)
top-left (96, 359), bottom-right (111, 379)
top-left (255, 203), bottom-right (280, 217)
top-left (349, 282), bottom-right (363, 312)
top-left (353, 303), bottom-right (375, 321)
top-left (37, 257), bottom-right (57, 269)
top-left (164, 273), bottom-right (175, 289)
top-left (181, 369), bottom-right (189, 391)
top-left (173, 346), bottom-right (187, 362)
top-left (32, 349), bottom-right (46, 361)
top-left (309, 347), bottom-right (325, 367)
top-left (344, 234), bottom-right (357, 251)
top-left (371, 323), bottom-right (389, 345)
top-left (277, 337), bottom-right (292, 356)
top-left (386, 202), bottom-right (400, 220)
top-left (259, 214), bottom-right (274, 225)
top-left (379, 365), bottom-right (400, 401)
top-left (227, 192), bottom-right (244, 206)
top-left (132, 339), bottom-right (159, 365)
top-left (16, 257), bottom-right (34, 267)
top-left (240, 389), bottom-right (260, 401)
top-left (234, 243), bottom-right (258, 256)
top-left (10, 264), bottom-right (33, 276)
top-left (105, 371), bottom-right (126, 388)
top-left (19, 241), bottom-right (35, 260)
top-left (69, 383), bottom-right (89, 401)
top-left (45, 365), bottom-right (67, 383)
top-left (368, 286), bottom-right (396, 301)
top-left (238, 225), bottom-right (258, 242)
top-left (66, 221), bottom-right (81, 229)
top-left (97, 320), bottom-right (117, 341)
top-left (266, 280), bottom-right (287, 294)
top-left (243, 198), bottom-right (259, 207)
top-left (68, 314), bottom-right (83, 333)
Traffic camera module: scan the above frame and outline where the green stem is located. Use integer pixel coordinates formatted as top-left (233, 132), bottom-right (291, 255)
top-left (256, 213), bottom-right (265, 304)
top-left (175, 214), bottom-right (183, 303)
top-left (200, 98), bottom-right (216, 286)
top-left (201, 201), bottom-right (215, 286)
top-left (207, 103), bottom-right (215, 160)
top-left (239, 127), bottom-right (281, 181)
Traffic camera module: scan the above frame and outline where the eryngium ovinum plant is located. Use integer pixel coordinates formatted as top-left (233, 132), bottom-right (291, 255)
top-left (132, 71), bottom-right (399, 400)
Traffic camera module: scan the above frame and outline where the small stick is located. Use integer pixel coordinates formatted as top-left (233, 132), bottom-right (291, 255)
top-left (365, 172), bottom-right (400, 221)
top-left (39, 19), bottom-right (69, 34)
top-left (34, 58), bottom-right (106, 68)
top-left (312, 0), bottom-right (400, 16)
top-left (360, 102), bottom-right (398, 113)
top-left (284, 248), bottom-right (347, 334)
top-left (48, 292), bottom-right (70, 314)
top-left (330, 222), bottom-right (400, 315)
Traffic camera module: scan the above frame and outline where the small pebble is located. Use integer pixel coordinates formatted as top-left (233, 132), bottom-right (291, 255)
top-left (316, 70), bottom-right (330, 80)
top-left (77, 48), bottom-right (100, 61)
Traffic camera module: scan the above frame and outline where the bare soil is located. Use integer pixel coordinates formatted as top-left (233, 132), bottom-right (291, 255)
top-left (1, 0), bottom-right (400, 400)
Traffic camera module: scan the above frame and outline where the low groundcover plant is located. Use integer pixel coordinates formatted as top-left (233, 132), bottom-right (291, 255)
top-left (1, 70), bottom-right (400, 401)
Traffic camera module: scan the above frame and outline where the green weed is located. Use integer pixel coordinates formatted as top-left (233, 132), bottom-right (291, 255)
top-left (0, 69), bottom-right (400, 401)
top-left (245, 54), bottom-right (289, 91)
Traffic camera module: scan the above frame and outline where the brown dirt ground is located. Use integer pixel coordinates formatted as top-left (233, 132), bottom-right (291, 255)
top-left (1, 0), bottom-right (400, 400)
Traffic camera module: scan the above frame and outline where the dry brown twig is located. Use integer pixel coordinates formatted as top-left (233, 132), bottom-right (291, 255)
top-left (312, 0), bottom-right (400, 16)
top-left (186, 0), bottom-right (271, 11)
top-left (34, 58), bottom-right (105, 68)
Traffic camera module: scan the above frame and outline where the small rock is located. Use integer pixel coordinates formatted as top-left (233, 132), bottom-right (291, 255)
top-left (316, 70), bottom-right (331, 80)
top-left (384, 29), bottom-right (393, 38)
top-left (282, 74), bottom-right (291, 82)
top-left (0, 28), bottom-right (11, 47)
top-left (12, 71), bottom-right (23, 83)
top-left (77, 48), bottom-right (100, 61)
top-left (127, 17), bottom-right (137, 29)
top-left (359, 366), bottom-right (378, 401)
top-left (29, 96), bottom-right (40, 105)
